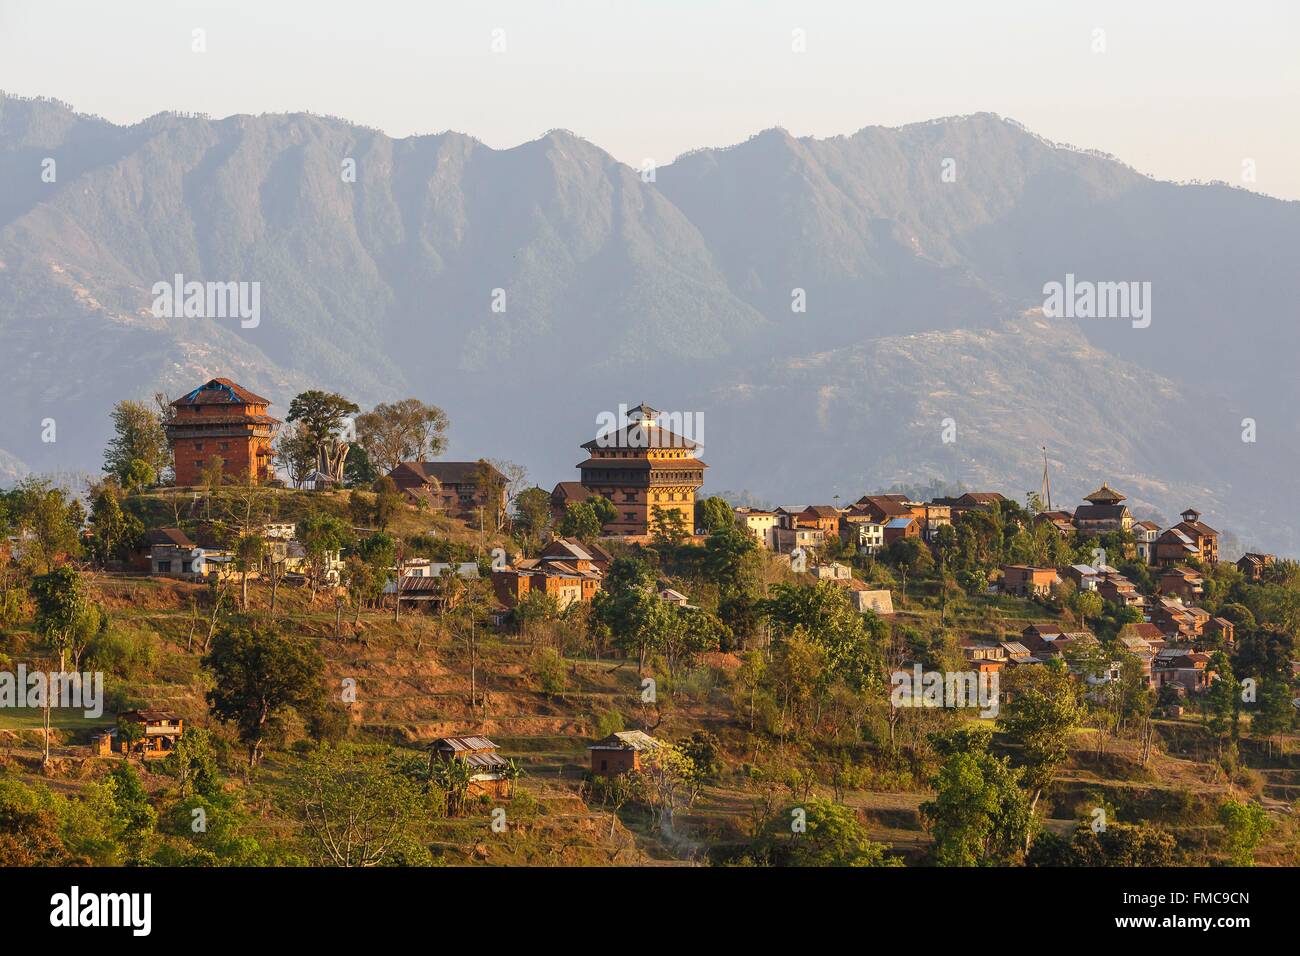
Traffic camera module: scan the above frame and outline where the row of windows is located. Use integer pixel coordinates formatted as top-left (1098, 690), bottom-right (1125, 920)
top-left (589, 448), bottom-right (695, 458)
top-left (191, 441), bottom-right (231, 452)
top-left (583, 471), bottom-right (701, 483)
top-left (592, 488), bottom-right (696, 504)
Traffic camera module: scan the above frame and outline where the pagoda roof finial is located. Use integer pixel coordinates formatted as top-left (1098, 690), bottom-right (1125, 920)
top-left (1083, 482), bottom-right (1126, 504)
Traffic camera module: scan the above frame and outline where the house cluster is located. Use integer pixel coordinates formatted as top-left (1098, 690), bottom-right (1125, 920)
top-left (1031, 484), bottom-right (1222, 568)
top-left (485, 536), bottom-right (714, 617)
top-left (969, 483), bottom-right (1262, 698)
top-left (490, 537), bottom-right (612, 610)
top-left (941, 486), bottom-right (1263, 702)
top-left (736, 491), bottom-right (1007, 556)
top-left (388, 460), bottom-right (507, 520)
top-left (962, 618), bottom-right (1216, 697)
top-left (147, 522), bottom-right (344, 586)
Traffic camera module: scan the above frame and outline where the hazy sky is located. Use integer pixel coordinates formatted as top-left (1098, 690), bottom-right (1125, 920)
top-left (2, 0), bottom-right (1298, 198)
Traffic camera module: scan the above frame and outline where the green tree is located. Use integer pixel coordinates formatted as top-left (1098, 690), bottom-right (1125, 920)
top-left (590, 496), bottom-right (617, 527)
top-left (203, 623), bottom-right (326, 771)
top-left (31, 566), bottom-right (89, 670)
top-left (1252, 676), bottom-right (1296, 759)
top-left (771, 798), bottom-right (898, 867)
top-left (705, 523), bottom-right (764, 648)
top-left (274, 422), bottom-right (318, 488)
top-left (697, 496), bottom-right (734, 534)
top-left (920, 728), bottom-right (1034, 866)
top-left (9, 478), bottom-right (82, 572)
top-left (290, 747), bottom-right (433, 866)
top-left (87, 481), bottom-right (142, 566)
top-left (104, 398), bottom-right (170, 485)
top-left (589, 557), bottom-right (667, 673)
top-left (343, 445), bottom-right (377, 486)
top-left (353, 398), bottom-right (449, 475)
top-left (560, 500), bottom-right (603, 540)
top-left (764, 581), bottom-right (876, 689)
top-left (370, 475), bottom-right (403, 530)
top-left (286, 390), bottom-right (360, 483)
top-left (163, 727), bottom-right (222, 800)
top-left (512, 486), bottom-right (554, 552)
top-left (1205, 651), bottom-right (1239, 748)
top-left (651, 505), bottom-right (690, 547)
top-left (104, 762), bottom-right (159, 862)
top-left (1217, 800), bottom-right (1271, 866)
top-left (998, 664), bottom-right (1084, 846)
top-left (1069, 588), bottom-right (1104, 627)
top-left (297, 513), bottom-right (353, 600)
top-left (1028, 821), bottom-right (1177, 866)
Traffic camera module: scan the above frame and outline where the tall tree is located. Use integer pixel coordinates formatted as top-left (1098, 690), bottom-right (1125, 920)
top-left (473, 459), bottom-right (508, 532)
top-left (274, 422), bottom-right (317, 488)
top-left (203, 623), bottom-right (325, 771)
top-left (998, 664), bottom-right (1084, 850)
top-left (9, 478), bottom-right (82, 572)
top-left (353, 398), bottom-right (449, 475)
top-left (512, 486), bottom-right (555, 552)
top-left (286, 390), bottom-right (360, 484)
top-left (87, 481), bottom-right (142, 566)
top-left (697, 495), bottom-right (734, 534)
top-left (560, 501), bottom-right (602, 540)
top-left (103, 398), bottom-right (170, 485)
top-left (31, 566), bottom-right (87, 670)
top-left (290, 747), bottom-right (432, 867)
top-left (234, 534), bottom-right (265, 610)
top-left (297, 513), bottom-right (353, 601)
top-left (920, 727), bottom-right (1034, 866)
top-left (1217, 800), bottom-right (1271, 866)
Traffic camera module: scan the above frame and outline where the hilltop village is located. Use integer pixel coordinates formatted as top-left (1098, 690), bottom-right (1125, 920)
top-left (0, 377), bottom-right (1296, 867)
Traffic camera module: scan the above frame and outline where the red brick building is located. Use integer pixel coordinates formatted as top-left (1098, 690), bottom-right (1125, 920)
top-left (388, 460), bottom-right (507, 519)
top-left (1154, 509), bottom-right (1220, 567)
top-left (576, 404), bottom-right (706, 536)
top-left (164, 378), bottom-right (279, 486)
top-left (1002, 565), bottom-right (1060, 597)
top-left (588, 730), bottom-right (662, 777)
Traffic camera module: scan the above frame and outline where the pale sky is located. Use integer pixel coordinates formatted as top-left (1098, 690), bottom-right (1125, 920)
top-left (2, 0), bottom-right (1298, 198)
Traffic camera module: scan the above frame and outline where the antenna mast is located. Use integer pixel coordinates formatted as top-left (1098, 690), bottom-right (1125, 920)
top-left (1040, 446), bottom-right (1052, 511)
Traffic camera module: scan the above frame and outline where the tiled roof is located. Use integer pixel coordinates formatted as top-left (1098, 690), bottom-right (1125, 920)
top-left (1083, 482), bottom-right (1127, 503)
top-left (392, 461), bottom-right (502, 485)
top-left (146, 527), bottom-right (195, 548)
top-left (582, 423), bottom-right (700, 451)
top-left (171, 378), bottom-right (270, 407)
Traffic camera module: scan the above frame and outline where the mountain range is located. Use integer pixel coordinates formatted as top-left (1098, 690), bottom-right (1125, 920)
top-left (1, 92), bottom-right (1297, 552)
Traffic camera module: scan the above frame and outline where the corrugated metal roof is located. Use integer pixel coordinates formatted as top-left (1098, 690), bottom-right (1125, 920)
top-left (589, 730), bottom-right (661, 751)
top-left (462, 752), bottom-right (508, 769)
top-left (432, 734), bottom-right (498, 753)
